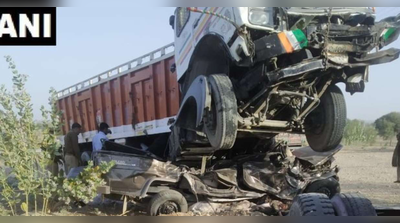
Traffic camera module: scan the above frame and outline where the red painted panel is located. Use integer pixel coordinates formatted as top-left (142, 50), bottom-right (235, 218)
top-left (153, 60), bottom-right (167, 119)
top-left (58, 55), bottom-right (179, 135)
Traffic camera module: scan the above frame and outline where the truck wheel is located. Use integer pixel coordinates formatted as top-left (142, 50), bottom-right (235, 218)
top-left (331, 193), bottom-right (377, 216)
top-left (168, 126), bottom-right (182, 162)
top-left (305, 84), bottom-right (346, 152)
top-left (304, 177), bottom-right (340, 198)
top-left (289, 193), bottom-right (335, 216)
top-left (148, 190), bottom-right (188, 216)
top-left (204, 74), bottom-right (237, 150)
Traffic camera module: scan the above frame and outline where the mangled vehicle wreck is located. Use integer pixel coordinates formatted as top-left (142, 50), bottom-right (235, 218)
top-left (65, 7), bottom-right (400, 216)
top-left (87, 141), bottom-right (341, 216)
top-left (169, 7), bottom-right (400, 160)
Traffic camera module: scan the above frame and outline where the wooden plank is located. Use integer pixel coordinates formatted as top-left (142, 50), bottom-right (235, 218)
top-left (144, 65), bottom-right (155, 122)
top-left (72, 95), bottom-right (82, 127)
top-left (104, 81), bottom-right (114, 126)
top-left (77, 90), bottom-right (91, 101)
top-left (88, 88), bottom-right (96, 131)
top-left (166, 58), bottom-right (179, 116)
top-left (67, 96), bottom-right (74, 128)
top-left (81, 100), bottom-right (89, 132)
top-left (114, 78), bottom-right (124, 126)
top-left (130, 68), bottom-right (151, 83)
top-left (132, 82), bottom-right (145, 125)
top-left (153, 60), bottom-right (167, 119)
top-left (97, 85), bottom-right (104, 126)
top-left (122, 75), bottom-right (131, 126)
top-left (59, 99), bottom-right (69, 134)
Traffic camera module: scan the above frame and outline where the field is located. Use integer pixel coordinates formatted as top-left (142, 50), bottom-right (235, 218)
top-left (335, 145), bottom-right (400, 207)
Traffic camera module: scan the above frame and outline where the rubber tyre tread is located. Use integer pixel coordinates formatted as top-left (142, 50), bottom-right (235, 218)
top-left (332, 193), bottom-right (377, 216)
top-left (148, 190), bottom-right (188, 216)
top-left (306, 84), bottom-right (347, 152)
top-left (289, 193), bottom-right (335, 216)
top-left (204, 74), bottom-right (238, 149)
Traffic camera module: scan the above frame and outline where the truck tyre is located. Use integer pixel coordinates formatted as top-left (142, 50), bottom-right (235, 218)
top-left (148, 190), bottom-right (188, 216)
top-left (331, 193), bottom-right (377, 216)
top-left (168, 126), bottom-right (182, 162)
top-left (204, 74), bottom-right (237, 150)
top-left (305, 84), bottom-right (346, 152)
top-left (289, 193), bottom-right (335, 216)
top-left (304, 177), bottom-right (340, 198)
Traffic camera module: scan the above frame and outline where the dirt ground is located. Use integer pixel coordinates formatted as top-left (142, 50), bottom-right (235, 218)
top-left (334, 146), bottom-right (400, 207)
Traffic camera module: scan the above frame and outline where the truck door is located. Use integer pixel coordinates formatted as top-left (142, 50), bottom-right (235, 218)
top-left (173, 7), bottom-right (196, 81)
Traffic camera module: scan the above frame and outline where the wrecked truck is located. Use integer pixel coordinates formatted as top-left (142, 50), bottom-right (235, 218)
top-left (75, 141), bottom-right (341, 216)
top-left (169, 7), bottom-right (400, 160)
top-left (56, 7), bottom-right (400, 163)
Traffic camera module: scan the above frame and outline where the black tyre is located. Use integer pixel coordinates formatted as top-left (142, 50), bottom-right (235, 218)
top-left (305, 84), bottom-right (346, 152)
top-left (148, 190), bottom-right (188, 216)
top-left (331, 193), bottom-right (377, 216)
top-left (168, 126), bottom-right (182, 162)
top-left (204, 74), bottom-right (238, 150)
top-left (304, 177), bottom-right (341, 199)
top-left (289, 193), bottom-right (335, 216)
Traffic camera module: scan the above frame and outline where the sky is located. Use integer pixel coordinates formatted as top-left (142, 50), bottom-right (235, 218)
top-left (0, 6), bottom-right (400, 122)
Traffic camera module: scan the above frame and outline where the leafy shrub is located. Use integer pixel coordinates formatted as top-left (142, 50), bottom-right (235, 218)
top-left (0, 56), bottom-right (114, 215)
top-left (343, 119), bottom-right (378, 146)
top-left (58, 161), bottom-right (115, 205)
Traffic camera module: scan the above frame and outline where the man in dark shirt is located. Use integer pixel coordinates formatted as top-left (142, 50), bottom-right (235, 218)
top-left (393, 132), bottom-right (400, 183)
top-left (64, 123), bottom-right (82, 175)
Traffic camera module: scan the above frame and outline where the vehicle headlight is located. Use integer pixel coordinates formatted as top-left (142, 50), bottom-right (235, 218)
top-left (248, 7), bottom-right (274, 27)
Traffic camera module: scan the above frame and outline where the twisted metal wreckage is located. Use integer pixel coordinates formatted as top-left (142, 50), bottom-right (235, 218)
top-left (67, 140), bottom-right (341, 215)
top-left (65, 8), bottom-right (400, 215)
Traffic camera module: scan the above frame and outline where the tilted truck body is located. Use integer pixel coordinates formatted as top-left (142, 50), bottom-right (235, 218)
top-left (57, 7), bottom-right (400, 162)
top-left (57, 44), bottom-right (179, 148)
top-left (169, 7), bottom-right (400, 159)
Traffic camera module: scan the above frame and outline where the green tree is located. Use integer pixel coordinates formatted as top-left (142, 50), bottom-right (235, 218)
top-left (0, 56), bottom-right (115, 215)
top-left (375, 112), bottom-right (400, 144)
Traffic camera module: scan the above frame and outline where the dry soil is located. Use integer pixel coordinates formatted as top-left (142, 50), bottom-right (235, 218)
top-left (334, 146), bottom-right (400, 207)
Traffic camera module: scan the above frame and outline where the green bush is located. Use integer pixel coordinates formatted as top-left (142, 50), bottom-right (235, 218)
top-left (374, 112), bottom-right (400, 145)
top-left (0, 56), bottom-right (56, 215)
top-left (58, 161), bottom-right (115, 205)
top-left (343, 119), bottom-right (378, 146)
top-left (0, 56), bottom-right (113, 215)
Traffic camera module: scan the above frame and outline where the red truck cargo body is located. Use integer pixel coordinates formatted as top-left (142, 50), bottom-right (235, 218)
top-left (57, 44), bottom-right (179, 144)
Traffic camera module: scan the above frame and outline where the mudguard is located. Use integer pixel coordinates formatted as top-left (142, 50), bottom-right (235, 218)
top-left (175, 75), bottom-right (212, 128)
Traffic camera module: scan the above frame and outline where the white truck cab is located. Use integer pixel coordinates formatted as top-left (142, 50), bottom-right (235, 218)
top-left (171, 7), bottom-right (376, 80)
top-left (168, 7), bottom-right (400, 159)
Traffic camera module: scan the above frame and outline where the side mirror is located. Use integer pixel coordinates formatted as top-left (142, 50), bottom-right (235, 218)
top-left (169, 15), bottom-right (175, 29)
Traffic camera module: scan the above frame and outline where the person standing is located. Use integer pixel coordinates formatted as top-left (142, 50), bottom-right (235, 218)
top-left (92, 122), bottom-right (110, 152)
top-left (64, 123), bottom-right (82, 175)
top-left (393, 132), bottom-right (400, 183)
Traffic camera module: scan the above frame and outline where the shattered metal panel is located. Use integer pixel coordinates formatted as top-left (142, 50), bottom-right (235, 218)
top-left (94, 150), bottom-right (181, 192)
top-left (291, 145), bottom-right (342, 166)
top-left (94, 143), bottom-right (339, 202)
top-left (242, 161), bottom-right (301, 200)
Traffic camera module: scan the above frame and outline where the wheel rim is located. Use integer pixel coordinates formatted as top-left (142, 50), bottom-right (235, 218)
top-left (158, 201), bottom-right (179, 215)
